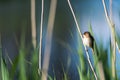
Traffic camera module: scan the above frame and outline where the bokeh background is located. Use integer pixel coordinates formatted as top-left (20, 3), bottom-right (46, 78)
top-left (0, 0), bottom-right (120, 80)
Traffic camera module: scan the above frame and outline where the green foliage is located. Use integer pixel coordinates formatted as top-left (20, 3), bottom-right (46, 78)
top-left (19, 49), bottom-right (27, 80)
top-left (88, 23), bottom-right (118, 80)
top-left (31, 49), bottom-right (40, 80)
top-left (10, 54), bottom-right (19, 79)
top-left (0, 27), bottom-right (40, 80)
top-left (1, 58), bottom-right (10, 80)
top-left (0, 22), bottom-right (120, 80)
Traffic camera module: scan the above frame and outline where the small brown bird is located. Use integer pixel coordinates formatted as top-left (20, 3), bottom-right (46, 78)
top-left (83, 31), bottom-right (94, 52)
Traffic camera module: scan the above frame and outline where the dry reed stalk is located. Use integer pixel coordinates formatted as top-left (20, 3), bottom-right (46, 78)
top-left (97, 61), bottom-right (105, 80)
top-left (39, 0), bottom-right (44, 71)
top-left (31, 0), bottom-right (36, 49)
top-left (41, 0), bottom-right (57, 80)
top-left (67, 0), bottom-right (98, 80)
top-left (102, 0), bottom-right (116, 78)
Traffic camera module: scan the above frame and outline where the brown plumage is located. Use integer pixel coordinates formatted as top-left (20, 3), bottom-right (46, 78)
top-left (83, 31), bottom-right (94, 52)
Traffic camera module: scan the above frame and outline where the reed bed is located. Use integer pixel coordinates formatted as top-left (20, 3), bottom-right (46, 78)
top-left (0, 0), bottom-right (120, 80)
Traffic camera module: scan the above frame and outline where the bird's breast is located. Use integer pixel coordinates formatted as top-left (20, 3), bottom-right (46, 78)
top-left (83, 37), bottom-right (92, 47)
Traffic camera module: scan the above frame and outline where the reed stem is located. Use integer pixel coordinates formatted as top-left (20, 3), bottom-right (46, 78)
top-left (31, 0), bottom-right (36, 48)
top-left (41, 0), bottom-right (57, 80)
top-left (102, 0), bottom-right (116, 79)
top-left (67, 0), bottom-right (98, 80)
top-left (39, 0), bottom-right (44, 72)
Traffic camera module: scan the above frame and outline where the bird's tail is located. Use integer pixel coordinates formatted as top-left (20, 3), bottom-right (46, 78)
top-left (92, 41), bottom-right (99, 56)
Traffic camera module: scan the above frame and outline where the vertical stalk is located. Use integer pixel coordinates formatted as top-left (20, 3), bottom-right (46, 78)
top-left (109, 0), bottom-right (116, 78)
top-left (97, 61), bottom-right (105, 80)
top-left (102, 0), bottom-right (116, 79)
top-left (41, 0), bottom-right (57, 80)
top-left (31, 0), bottom-right (36, 48)
top-left (111, 26), bottom-right (116, 78)
top-left (39, 0), bottom-right (44, 71)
